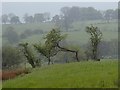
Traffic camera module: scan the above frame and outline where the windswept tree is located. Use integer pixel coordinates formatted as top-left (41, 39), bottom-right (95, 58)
top-left (34, 43), bottom-right (57, 65)
top-left (86, 25), bottom-right (102, 61)
top-left (34, 29), bottom-right (79, 65)
top-left (19, 43), bottom-right (36, 68)
top-left (34, 29), bottom-right (62, 65)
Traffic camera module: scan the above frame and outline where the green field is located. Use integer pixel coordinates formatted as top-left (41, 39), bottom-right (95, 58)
top-left (2, 20), bottom-right (118, 45)
top-left (2, 22), bottom-right (54, 34)
top-left (20, 29), bottom-right (118, 45)
top-left (3, 60), bottom-right (118, 88)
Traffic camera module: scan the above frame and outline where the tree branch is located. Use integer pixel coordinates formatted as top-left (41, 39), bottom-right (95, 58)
top-left (56, 43), bottom-right (79, 62)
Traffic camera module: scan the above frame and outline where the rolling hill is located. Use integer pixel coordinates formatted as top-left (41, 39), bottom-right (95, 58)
top-left (3, 59), bottom-right (118, 88)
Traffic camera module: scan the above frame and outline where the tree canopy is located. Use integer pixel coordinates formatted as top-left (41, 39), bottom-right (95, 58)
top-left (86, 25), bottom-right (102, 60)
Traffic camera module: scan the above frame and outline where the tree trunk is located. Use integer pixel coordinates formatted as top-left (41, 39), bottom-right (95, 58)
top-left (28, 59), bottom-right (36, 68)
top-left (48, 57), bottom-right (51, 65)
top-left (56, 43), bottom-right (79, 62)
top-left (75, 51), bottom-right (79, 62)
top-left (92, 48), bottom-right (98, 61)
top-left (31, 63), bottom-right (35, 68)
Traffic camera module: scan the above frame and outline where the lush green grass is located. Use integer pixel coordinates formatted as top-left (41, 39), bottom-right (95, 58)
top-left (3, 60), bottom-right (118, 88)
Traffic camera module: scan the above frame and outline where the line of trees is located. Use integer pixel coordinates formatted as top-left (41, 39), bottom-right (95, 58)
top-left (23, 13), bottom-right (50, 23)
top-left (85, 25), bottom-right (102, 60)
top-left (34, 29), bottom-right (79, 65)
top-left (1, 12), bottom-right (50, 24)
top-left (1, 7), bottom-right (118, 24)
top-left (36, 25), bottom-right (101, 65)
top-left (52, 7), bottom-right (118, 31)
top-left (2, 25), bottom-right (118, 69)
top-left (2, 13), bottom-right (21, 24)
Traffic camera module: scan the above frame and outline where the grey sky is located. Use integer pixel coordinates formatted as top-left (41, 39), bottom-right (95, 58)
top-left (2, 2), bottom-right (118, 20)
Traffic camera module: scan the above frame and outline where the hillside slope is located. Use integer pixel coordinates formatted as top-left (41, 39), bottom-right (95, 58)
top-left (2, 21), bottom-right (118, 45)
top-left (3, 60), bottom-right (118, 88)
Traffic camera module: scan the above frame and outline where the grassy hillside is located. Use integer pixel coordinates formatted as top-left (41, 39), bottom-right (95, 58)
top-left (2, 20), bottom-right (118, 46)
top-left (2, 22), bottom-right (54, 34)
top-left (20, 30), bottom-right (118, 45)
top-left (2, 20), bottom-right (118, 45)
top-left (3, 60), bottom-right (118, 88)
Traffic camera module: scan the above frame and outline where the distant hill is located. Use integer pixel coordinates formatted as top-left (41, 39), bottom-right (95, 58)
top-left (2, 20), bottom-right (118, 46)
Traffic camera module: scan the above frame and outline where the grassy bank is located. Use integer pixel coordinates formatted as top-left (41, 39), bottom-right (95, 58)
top-left (2, 60), bottom-right (118, 88)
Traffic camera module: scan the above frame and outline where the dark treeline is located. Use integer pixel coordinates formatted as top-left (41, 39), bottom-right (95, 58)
top-left (1, 7), bottom-right (118, 24)
top-left (1, 12), bottom-right (50, 24)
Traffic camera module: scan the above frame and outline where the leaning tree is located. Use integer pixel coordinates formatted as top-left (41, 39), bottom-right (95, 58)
top-left (19, 43), bottom-right (36, 68)
top-left (86, 25), bottom-right (102, 61)
top-left (34, 28), bottom-right (79, 65)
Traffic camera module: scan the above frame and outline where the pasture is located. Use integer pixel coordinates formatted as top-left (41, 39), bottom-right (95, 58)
top-left (2, 20), bottom-right (118, 45)
top-left (2, 59), bottom-right (118, 88)
top-left (1, 20), bottom-right (118, 88)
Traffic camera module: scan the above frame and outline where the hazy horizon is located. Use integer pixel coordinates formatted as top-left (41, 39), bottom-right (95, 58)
top-left (2, 2), bottom-right (118, 20)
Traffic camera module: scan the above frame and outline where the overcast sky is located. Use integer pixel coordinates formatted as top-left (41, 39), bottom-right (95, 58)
top-left (2, 2), bottom-right (118, 20)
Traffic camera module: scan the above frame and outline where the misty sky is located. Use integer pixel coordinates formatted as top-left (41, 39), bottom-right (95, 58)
top-left (2, 2), bottom-right (118, 20)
